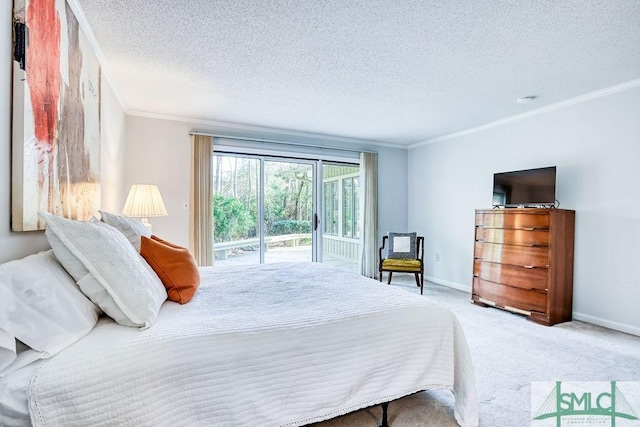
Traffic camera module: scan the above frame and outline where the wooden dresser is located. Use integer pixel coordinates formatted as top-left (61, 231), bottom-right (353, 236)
top-left (472, 208), bottom-right (575, 326)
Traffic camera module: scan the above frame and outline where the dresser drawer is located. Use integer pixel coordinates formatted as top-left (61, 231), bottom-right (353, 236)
top-left (473, 260), bottom-right (547, 291)
top-left (478, 212), bottom-right (549, 229)
top-left (474, 242), bottom-right (548, 267)
top-left (475, 228), bottom-right (549, 246)
top-left (473, 278), bottom-right (547, 314)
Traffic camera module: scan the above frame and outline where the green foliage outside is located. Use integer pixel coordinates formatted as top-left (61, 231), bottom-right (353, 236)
top-left (271, 219), bottom-right (311, 235)
top-left (213, 157), bottom-right (314, 242)
top-left (212, 157), bottom-right (357, 245)
top-left (213, 194), bottom-right (255, 243)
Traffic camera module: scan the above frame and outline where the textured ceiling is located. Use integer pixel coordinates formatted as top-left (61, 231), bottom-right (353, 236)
top-left (75, 0), bottom-right (640, 146)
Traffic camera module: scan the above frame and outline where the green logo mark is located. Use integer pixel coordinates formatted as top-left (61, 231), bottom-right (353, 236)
top-left (533, 381), bottom-right (639, 426)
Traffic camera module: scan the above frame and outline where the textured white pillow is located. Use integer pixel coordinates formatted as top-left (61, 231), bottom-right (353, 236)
top-left (40, 212), bottom-right (167, 328)
top-left (0, 251), bottom-right (100, 363)
top-left (99, 210), bottom-right (151, 252)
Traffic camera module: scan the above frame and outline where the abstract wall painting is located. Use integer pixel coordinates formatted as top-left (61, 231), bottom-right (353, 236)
top-left (12, 0), bottom-right (101, 231)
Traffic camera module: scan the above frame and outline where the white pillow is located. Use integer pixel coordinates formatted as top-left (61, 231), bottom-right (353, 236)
top-left (0, 251), bottom-right (100, 363)
top-left (99, 210), bottom-right (151, 252)
top-left (40, 212), bottom-right (167, 328)
top-left (0, 329), bottom-right (16, 372)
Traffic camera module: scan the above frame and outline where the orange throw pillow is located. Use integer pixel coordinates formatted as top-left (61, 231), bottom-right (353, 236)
top-left (140, 235), bottom-right (200, 304)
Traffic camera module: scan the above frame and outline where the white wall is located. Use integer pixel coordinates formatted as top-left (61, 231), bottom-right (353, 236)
top-left (408, 83), bottom-right (640, 335)
top-left (100, 84), bottom-right (128, 218)
top-left (0, 4), bottom-right (126, 264)
top-left (124, 115), bottom-right (408, 250)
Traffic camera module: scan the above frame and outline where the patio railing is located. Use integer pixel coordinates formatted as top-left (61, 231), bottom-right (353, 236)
top-left (214, 234), bottom-right (311, 259)
top-left (214, 234), bottom-right (359, 263)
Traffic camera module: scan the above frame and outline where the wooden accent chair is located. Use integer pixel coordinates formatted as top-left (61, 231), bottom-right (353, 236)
top-left (379, 233), bottom-right (425, 294)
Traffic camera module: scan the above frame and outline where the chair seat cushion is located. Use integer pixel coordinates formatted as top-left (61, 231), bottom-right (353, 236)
top-left (382, 259), bottom-right (422, 271)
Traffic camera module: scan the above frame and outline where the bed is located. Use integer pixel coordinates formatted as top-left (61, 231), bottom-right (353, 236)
top-left (0, 213), bottom-right (478, 426)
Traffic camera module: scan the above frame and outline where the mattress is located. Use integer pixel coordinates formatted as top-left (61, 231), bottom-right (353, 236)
top-left (22, 262), bottom-right (478, 426)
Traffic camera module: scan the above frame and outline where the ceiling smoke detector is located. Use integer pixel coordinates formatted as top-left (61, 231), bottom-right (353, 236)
top-left (516, 95), bottom-right (537, 104)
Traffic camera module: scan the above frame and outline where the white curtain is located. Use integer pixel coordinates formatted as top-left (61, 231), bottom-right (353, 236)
top-left (189, 134), bottom-right (214, 266)
top-left (358, 152), bottom-right (378, 278)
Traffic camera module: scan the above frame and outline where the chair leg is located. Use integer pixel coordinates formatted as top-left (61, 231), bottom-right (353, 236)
top-left (421, 272), bottom-right (424, 295)
top-left (378, 271), bottom-right (382, 282)
top-left (379, 402), bottom-right (389, 427)
top-left (414, 273), bottom-right (420, 287)
top-left (387, 272), bottom-right (392, 284)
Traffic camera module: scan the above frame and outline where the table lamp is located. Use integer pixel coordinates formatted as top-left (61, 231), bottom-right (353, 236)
top-left (122, 184), bottom-right (168, 231)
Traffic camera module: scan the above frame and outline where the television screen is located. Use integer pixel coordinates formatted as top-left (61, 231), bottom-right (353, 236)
top-left (492, 166), bottom-right (556, 207)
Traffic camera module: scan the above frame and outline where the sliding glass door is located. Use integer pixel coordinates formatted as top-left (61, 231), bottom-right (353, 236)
top-left (213, 154), bottom-right (316, 265)
top-left (213, 153), bottom-right (359, 272)
top-left (212, 155), bottom-right (260, 265)
top-left (263, 159), bottom-right (314, 264)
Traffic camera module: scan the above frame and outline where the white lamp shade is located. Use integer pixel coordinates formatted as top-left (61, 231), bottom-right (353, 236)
top-left (122, 185), bottom-right (168, 218)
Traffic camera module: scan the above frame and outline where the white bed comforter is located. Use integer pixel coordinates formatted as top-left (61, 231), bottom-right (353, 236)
top-left (27, 263), bottom-right (478, 426)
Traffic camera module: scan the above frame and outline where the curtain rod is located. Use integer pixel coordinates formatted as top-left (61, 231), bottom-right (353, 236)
top-left (189, 131), bottom-right (375, 154)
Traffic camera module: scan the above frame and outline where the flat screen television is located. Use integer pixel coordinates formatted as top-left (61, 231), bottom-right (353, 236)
top-left (492, 166), bottom-right (556, 207)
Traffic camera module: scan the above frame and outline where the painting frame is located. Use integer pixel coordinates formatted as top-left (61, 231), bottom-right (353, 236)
top-left (11, 0), bottom-right (101, 231)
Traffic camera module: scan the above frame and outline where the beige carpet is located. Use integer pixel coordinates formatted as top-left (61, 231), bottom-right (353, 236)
top-left (310, 275), bottom-right (640, 426)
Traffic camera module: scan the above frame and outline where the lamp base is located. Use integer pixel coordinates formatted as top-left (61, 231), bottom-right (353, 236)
top-left (140, 217), bottom-right (153, 231)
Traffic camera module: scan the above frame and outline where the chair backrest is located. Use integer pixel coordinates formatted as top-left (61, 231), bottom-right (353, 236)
top-left (380, 233), bottom-right (424, 261)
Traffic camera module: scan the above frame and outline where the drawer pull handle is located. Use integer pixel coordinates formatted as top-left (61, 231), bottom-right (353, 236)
top-left (523, 227), bottom-right (535, 231)
top-left (523, 265), bottom-right (535, 269)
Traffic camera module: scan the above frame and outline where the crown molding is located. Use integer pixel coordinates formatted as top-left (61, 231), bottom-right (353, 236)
top-left (409, 77), bottom-right (640, 149)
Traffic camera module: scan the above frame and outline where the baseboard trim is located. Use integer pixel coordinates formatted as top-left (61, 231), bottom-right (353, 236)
top-left (572, 312), bottom-right (640, 337)
top-left (425, 275), bottom-right (471, 293)
top-left (425, 276), bottom-right (640, 337)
